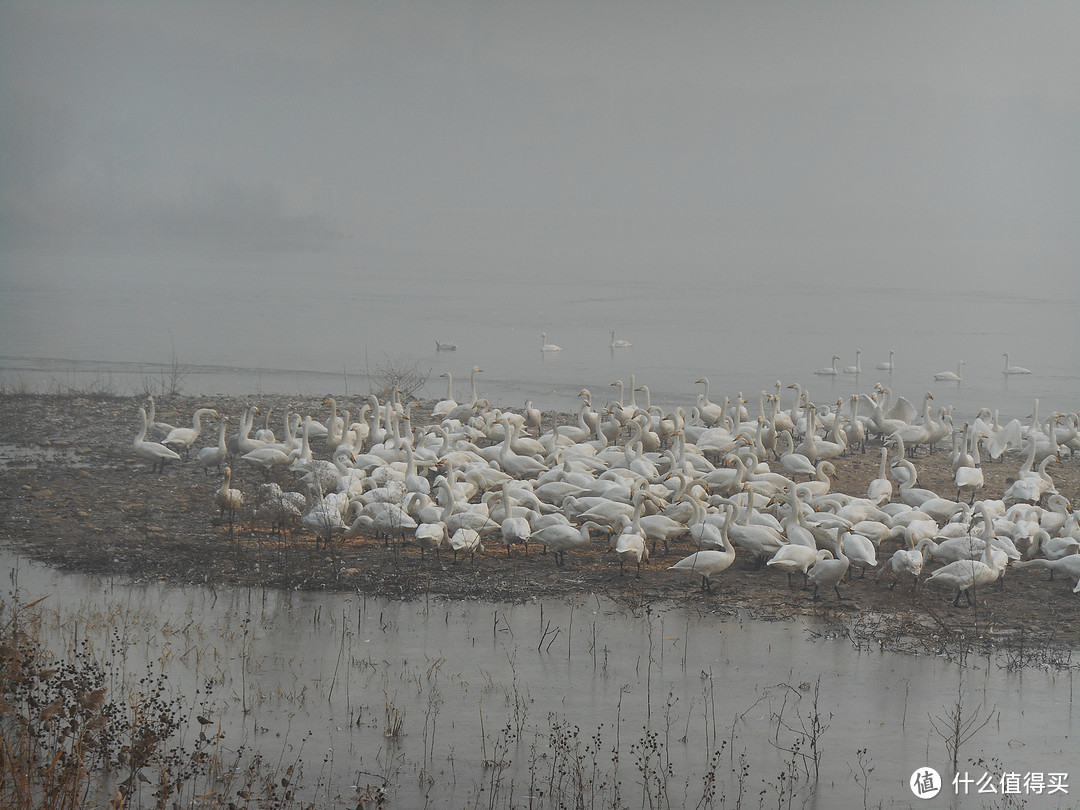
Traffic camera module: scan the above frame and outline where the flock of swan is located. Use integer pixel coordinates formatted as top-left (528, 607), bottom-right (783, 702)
top-left (131, 369), bottom-right (1079, 606)
top-left (814, 350), bottom-right (1032, 381)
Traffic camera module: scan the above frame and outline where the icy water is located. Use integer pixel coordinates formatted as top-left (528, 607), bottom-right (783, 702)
top-left (1, 245), bottom-right (1077, 421)
top-left (4, 550), bottom-right (1077, 808)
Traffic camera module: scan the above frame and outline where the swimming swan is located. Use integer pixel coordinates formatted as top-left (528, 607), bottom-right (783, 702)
top-left (875, 350), bottom-right (896, 372)
top-left (815, 355), bottom-right (841, 376)
top-left (540, 332), bottom-right (562, 352)
top-left (933, 361), bottom-right (964, 382)
top-left (1002, 353), bottom-right (1031, 375)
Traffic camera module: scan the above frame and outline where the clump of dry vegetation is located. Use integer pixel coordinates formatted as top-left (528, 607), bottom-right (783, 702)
top-left (0, 593), bottom-right (310, 810)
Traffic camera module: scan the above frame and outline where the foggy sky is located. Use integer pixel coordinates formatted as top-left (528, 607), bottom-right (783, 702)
top-left (2, 1), bottom-right (1078, 288)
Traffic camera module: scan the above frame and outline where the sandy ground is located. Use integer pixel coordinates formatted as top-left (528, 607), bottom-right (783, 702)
top-left (1, 393), bottom-right (1079, 660)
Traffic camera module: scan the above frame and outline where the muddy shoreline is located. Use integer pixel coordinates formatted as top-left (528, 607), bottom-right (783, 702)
top-left (2, 393), bottom-right (1079, 660)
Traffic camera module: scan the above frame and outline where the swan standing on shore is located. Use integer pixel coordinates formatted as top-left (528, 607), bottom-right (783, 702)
top-left (163, 407), bottom-right (218, 457)
top-left (197, 415), bottom-right (229, 474)
top-left (214, 466), bottom-right (244, 535)
top-left (134, 406), bottom-right (182, 474)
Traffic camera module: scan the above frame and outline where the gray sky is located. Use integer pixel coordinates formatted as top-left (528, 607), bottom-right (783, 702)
top-left (3, 1), bottom-right (1078, 287)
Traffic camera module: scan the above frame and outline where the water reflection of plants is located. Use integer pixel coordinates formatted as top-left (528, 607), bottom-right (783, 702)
top-left (5, 576), bottom-right (1071, 809)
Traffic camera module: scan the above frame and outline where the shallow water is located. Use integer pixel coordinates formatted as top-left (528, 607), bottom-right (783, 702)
top-left (1, 245), bottom-right (1077, 422)
top-left (4, 549), bottom-right (1076, 808)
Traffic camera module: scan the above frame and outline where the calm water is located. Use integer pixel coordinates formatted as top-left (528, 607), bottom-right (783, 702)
top-left (1, 245), bottom-right (1077, 421)
top-left (5, 550), bottom-right (1077, 808)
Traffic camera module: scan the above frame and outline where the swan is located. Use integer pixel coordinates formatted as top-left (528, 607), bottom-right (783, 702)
top-left (843, 395), bottom-right (866, 454)
top-left (795, 460), bottom-right (837, 501)
top-left (254, 406), bottom-right (278, 444)
top-left (133, 406), bottom-right (182, 473)
top-left (814, 354), bottom-right (841, 376)
top-left (447, 528), bottom-right (483, 562)
top-left (933, 361), bottom-right (964, 382)
top-left (540, 332), bottom-right (562, 352)
top-left (614, 502), bottom-right (649, 577)
top-left (925, 530), bottom-right (997, 607)
top-left (725, 497), bottom-right (785, 563)
top-left (498, 483), bottom-right (532, 555)
top-left (163, 407), bottom-right (218, 457)
top-left (841, 530), bottom-right (878, 577)
top-left (842, 349), bottom-right (862, 374)
top-left (668, 537), bottom-right (736, 592)
top-left (1014, 556), bottom-right (1080, 590)
top-left (253, 482), bottom-right (304, 534)
top-left (435, 340), bottom-right (457, 351)
top-left (351, 500), bottom-right (419, 545)
top-left (415, 521), bottom-right (447, 559)
top-left (300, 496), bottom-right (348, 547)
top-left (446, 366), bottom-right (484, 422)
top-left (883, 533), bottom-right (929, 591)
top-left (145, 396), bottom-right (176, 440)
top-left (609, 330), bottom-right (632, 349)
top-left (432, 372), bottom-right (458, 419)
top-left (196, 415), bottom-right (229, 474)
top-left (232, 406), bottom-right (266, 454)
top-left (866, 447), bottom-right (892, 505)
top-left (532, 520), bottom-right (607, 567)
top-left (778, 430), bottom-right (816, 479)
top-left (214, 466), bottom-right (244, 531)
top-left (875, 350), bottom-right (895, 372)
top-left (1025, 529), bottom-right (1080, 563)
top-left (954, 428), bottom-right (985, 503)
top-left (1002, 353), bottom-right (1031, 375)
top-left (806, 534), bottom-right (850, 601)
top-left (767, 545), bottom-right (832, 588)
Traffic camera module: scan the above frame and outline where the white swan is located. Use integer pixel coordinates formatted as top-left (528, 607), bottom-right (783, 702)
top-left (875, 350), bottom-right (895, 372)
top-left (134, 406), bottom-right (182, 473)
top-left (814, 354), bottom-right (840, 376)
top-left (447, 528), bottom-right (483, 562)
top-left (1002, 353), bottom-right (1031, 375)
top-left (415, 521), bottom-right (447, 559)
top-left (432, 372), bottom-right (458, 419)
top-left (214, 466), bottom-right (244, 530)
top-left (806, 535), bottom-right (850, 601)
top-left (163, 408), bottom-right (218, 456)
top-left (933, 361), bottom-right (964, 382)
top-left (668, 538), bottom-right (736, 592)
top-left (609, 330), bottom-right (632, 349)
top-left (532, 520), bottom-right (607, 567)
top-left (866, 447), bottom-right (893, 505)
top-left (435, 340), bottom-right (457, 351)
top-left (196, 415), bottom-right (229, 473)
top-left (767, 545), bottom-right (832, 588)
top-left (145, 396), bottom-right (176, 440)
top-left (954, 427), bottom-right (985, 503)
top-left (540, 332), bottom-right (562, 352)
top-left (925, 530), bottom-right (997, 607)
top-left (842, 349), bottom-right (862, 374)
